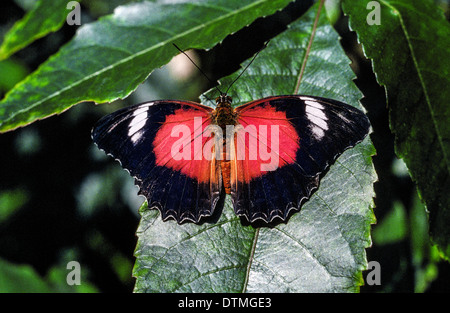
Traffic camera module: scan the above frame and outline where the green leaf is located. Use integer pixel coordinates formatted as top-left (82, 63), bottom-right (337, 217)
top-left (342, 0), bottom-right (450, 259)
top-left (0, 0), bottom-right (73, 60)
top-left (372, 201), bottom-right (407, 245)
top-left (133, 2), bottom-right (376, 293)
top-left (0, 59), bottom-right (28, 92)
top-left (410, 194), bottom-right (440, 292)
top-left (0, 257), bottom-right (53, 292)
top-left (0, 188), bottom-right (29, 223)
top-left (0, 255), bottom-right (98, 293)
top-left (0, 0), bottom-right (294, 133)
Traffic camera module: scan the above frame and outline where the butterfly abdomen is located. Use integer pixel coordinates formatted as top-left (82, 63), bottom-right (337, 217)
top-left (221, 158), bottom-right (231, 194)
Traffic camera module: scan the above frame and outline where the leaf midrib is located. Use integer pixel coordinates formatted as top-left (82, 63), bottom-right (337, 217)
top-left (240, 0), bottom-right (325, 293)
top-left (294, 0), bottom-right (325, 94)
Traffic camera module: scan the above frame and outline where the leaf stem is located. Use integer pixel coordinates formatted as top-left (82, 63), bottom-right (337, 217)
top-left (242, 228), bottom-right (259, 292)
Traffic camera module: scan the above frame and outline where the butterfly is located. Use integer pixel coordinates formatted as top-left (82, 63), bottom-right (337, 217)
top-left (92, 92), bottom-right (370, 224)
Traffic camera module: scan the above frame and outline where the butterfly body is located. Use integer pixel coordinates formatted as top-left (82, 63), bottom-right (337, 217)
top-left (92, 94), bottom-right (370, 224)
top-left (212, 94), bottom-right (242, 195)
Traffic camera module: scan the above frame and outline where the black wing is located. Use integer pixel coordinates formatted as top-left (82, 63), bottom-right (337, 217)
top-left (232, 95), bottom-right (370, 223)
top-left (92, 100), bottom-right (222, 223)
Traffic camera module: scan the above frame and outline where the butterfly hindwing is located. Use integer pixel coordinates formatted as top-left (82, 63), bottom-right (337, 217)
top-left (231, 95), bottom-right (370, 223)
top-left (92, 100), bottom-right (222, 223)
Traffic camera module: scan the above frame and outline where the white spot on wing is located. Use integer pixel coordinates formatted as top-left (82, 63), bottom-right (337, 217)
top-left (300, 96), bottom-right (317, 102)
top-left (304, 100), bottom-right (329, 140)
top-left (305, 106), bottom-right (326, 120)
top-left (304, 100), bottom-right (324, 110)
top-left (131, 131), bottom-right (144, 144)
top-left (310, 125), bottom-right (325, 140)
top-left (128, 105), bottom-right (150, 144)
top-left (306, 113), bottom-right (328, 131)
top-left (305, 101), bottom-right (328, 130)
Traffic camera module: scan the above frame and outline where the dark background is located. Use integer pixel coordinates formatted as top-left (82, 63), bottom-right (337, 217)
top-left (0, 0), bottom-right (449, 292)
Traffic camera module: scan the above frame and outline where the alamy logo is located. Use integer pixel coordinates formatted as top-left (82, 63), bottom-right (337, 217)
top-left (169, 117), bottom-right (280, 172)
top-left (66, 261), bottom-right (81, 286)
top-left (66, 1), bottom-right (81, 26)
top-left (366, 261), bottom-right (381, 286)
top-left (366, 1), bottom-right (381, 25)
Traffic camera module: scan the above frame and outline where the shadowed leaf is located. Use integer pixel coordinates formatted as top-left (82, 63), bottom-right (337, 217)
top-left (343, 0), bottom-right (450, 259)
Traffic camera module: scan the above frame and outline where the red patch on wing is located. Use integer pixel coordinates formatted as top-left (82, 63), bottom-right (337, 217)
top-left (235, 102), bottom-right (300, 182)
top-left (152, 102), bottom-right (300, 186)
top-left (152, 108), bottom-right (215, 183)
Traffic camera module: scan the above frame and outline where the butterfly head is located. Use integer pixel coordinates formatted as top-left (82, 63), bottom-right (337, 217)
top-left (215, 93), bottom-right (232, 107)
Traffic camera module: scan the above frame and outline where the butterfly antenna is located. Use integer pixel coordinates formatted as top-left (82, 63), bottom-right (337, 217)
top-left (173, 43), bottom-right (223, 97)
top-left (225, 41), bottom-right (269, 95)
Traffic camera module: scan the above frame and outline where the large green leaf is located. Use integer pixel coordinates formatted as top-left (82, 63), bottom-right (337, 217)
top-left (0, 0), bottom-right (294, 133)
top-left (0, 257), bottom-right (53, 292)
top-left (342, 0), bottom-right (450, 259)
top-left (133, 2), bottom-right (376, 293)
top-left (0, 0), bottom-right (72, 60)
top-left (0, 256), bottom-right (98, 292)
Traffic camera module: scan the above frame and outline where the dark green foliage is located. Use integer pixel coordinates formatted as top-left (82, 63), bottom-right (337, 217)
top-left (343, 0), bottom-right (450, 259)
top-left (0, 0), bottom-right (293, 132)
top-left (1, 0), bottom-right (449, 293)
